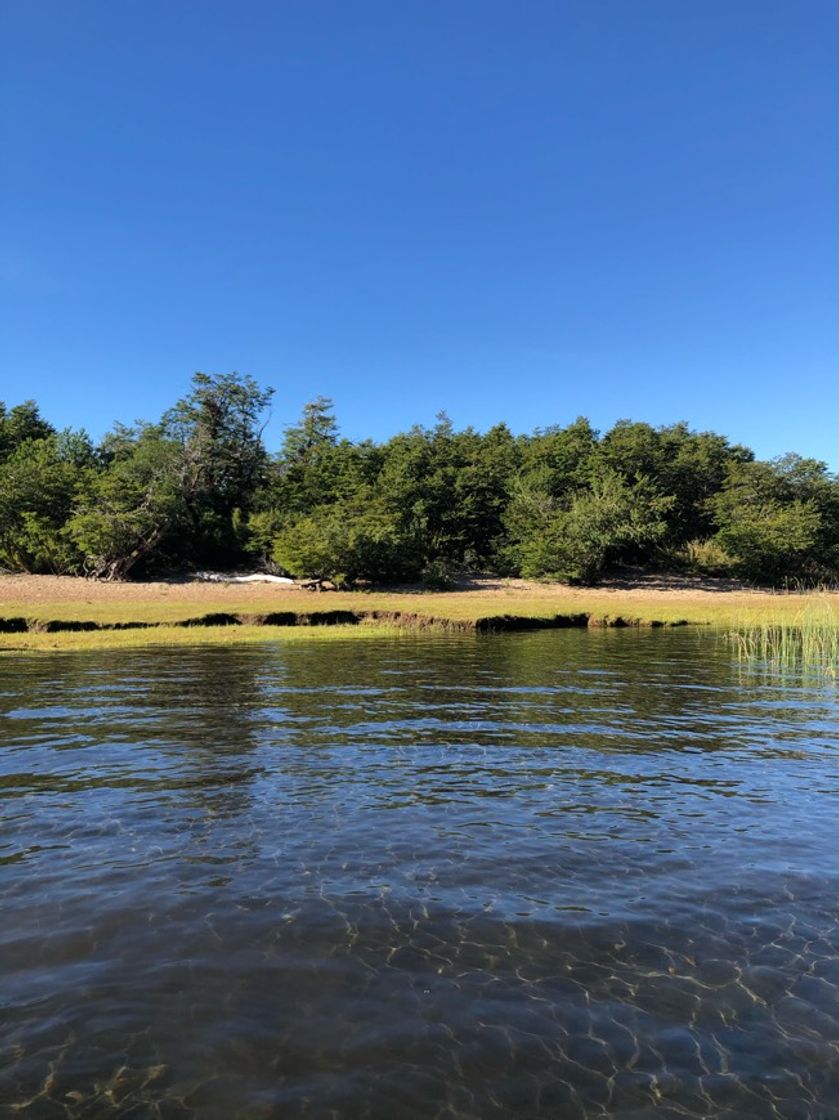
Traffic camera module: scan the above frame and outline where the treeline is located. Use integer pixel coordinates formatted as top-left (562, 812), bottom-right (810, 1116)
top-left (1, 372), bottom-right (838, 586)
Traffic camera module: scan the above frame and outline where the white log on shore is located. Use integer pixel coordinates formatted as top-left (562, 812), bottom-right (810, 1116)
top-left (195, 572), bottom-right (295, 584)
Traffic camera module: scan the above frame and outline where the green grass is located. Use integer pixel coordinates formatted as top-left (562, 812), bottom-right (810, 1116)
top-left (0, 622), bottom-right (415, 654)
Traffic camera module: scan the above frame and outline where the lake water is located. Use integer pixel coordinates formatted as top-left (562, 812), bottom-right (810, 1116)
top-left (1, 631), bottom-right (838, 1118)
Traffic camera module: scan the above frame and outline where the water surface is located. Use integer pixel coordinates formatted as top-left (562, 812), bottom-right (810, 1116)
top-left (1, 631), bottom-right (838, 1118)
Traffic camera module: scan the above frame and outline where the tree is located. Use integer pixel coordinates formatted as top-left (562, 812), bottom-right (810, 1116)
top-left (0, 400), bottom-right (54, 463)
top-left (279, 396), bottom-right (338, 463)
top-left (505, 470), bottom-right (674, 583)
top-left (69, 373), bottom-right (274, 578)
top-left (373, 414), bottom-right (519, 572)
top-left (67, 425), bottom-right (188, 580)
top-left (554, 472), bottom-right (674, 582)
top-left (517, 417), bottom-right (598, 499)
top-left (164, 372), bottom-right (272, 503)
top-left (595, 419), bottom-right (753, 556)
top-left (708, 457), bottom-right (837, 582)
top-left (262, 398), bottom-right (379, 522)
top-left (0, 430), bottom-right (93, 573)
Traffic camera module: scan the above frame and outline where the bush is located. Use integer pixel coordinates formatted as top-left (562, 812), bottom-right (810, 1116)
top-left (675, 538), bottom-right (736, 577)
top-left (271, 497), bottom-right (414, 585)
top-left (421, 558), bottom-right (457, 590)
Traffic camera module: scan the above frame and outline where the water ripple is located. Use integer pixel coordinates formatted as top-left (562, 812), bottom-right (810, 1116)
top-left (1, 631), bottom-right (838, 1117)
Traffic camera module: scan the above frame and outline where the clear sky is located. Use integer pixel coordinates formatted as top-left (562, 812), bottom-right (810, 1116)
top-left (2, 0), bottom-right (837, 465)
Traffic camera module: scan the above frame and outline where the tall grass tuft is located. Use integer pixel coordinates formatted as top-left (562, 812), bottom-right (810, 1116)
top-left (728, 599), bottom-right (839, 678)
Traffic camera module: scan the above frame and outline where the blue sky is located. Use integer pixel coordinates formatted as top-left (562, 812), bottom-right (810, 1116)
top-left (2, 0), bottom-right (837, 465)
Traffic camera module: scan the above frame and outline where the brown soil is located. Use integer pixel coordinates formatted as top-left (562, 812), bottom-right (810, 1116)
top-left (0, 571), bottom-right (797, 609)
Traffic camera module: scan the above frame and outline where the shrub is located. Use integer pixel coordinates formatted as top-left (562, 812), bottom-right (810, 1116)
top-left (676, 538), bottom-right (736, 576)
top-left (271, 497), bottom-right (413, 585)
top-left (421, 558), bottom-right (457, 590)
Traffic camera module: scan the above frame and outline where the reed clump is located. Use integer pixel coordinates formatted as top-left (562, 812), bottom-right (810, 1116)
top-left (728, 599), bottom-right (839, 677)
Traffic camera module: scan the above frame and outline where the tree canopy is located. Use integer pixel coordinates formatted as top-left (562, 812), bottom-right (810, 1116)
top-left (1, 374), bottom-right (837, 586)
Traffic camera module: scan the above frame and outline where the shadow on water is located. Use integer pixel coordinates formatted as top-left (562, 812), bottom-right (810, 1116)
top-left (1, 630), bottom-right (838, 1118)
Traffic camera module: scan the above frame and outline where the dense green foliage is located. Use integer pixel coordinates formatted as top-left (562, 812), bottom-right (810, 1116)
top-left (1, 374), bottom-right (838, 585)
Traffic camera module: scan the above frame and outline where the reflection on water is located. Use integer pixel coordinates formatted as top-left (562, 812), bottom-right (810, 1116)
top-left (1, 631), bottom-right (838, 1118)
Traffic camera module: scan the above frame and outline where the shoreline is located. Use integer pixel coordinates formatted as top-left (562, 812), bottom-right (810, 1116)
top-left (2, 573), bottom-right (837, 652)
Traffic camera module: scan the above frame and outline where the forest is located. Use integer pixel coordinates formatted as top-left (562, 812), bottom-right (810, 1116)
top-left (1, 372), bottom-right (837, 588)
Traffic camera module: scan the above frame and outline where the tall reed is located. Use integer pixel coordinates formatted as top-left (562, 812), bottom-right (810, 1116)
top-left (728, 599), bottom-right (839, 678)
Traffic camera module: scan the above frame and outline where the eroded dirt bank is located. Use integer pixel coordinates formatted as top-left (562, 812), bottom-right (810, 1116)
top-left (1, 573), bottom-right (834, 637)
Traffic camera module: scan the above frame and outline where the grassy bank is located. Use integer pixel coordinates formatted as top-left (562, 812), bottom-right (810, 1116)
top-left (1, 573), bottom-right (838, 652)
top-left (0, 622), bottom-right (415, 653)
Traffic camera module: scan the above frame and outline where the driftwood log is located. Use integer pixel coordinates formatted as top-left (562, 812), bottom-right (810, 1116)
top-left (196, 572), bottom-right (295, 585)
top-left (298, 578), bottom-right (337, 592)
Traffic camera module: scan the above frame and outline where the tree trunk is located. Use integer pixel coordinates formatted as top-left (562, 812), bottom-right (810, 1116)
top-left (93, 525), bottom-right (168, 581)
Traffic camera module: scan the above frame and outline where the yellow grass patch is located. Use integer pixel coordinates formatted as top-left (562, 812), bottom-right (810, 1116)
top-left (0, 622), bottom-right (414, 653)
top-left (1, 574), bottom-right (837, 652)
